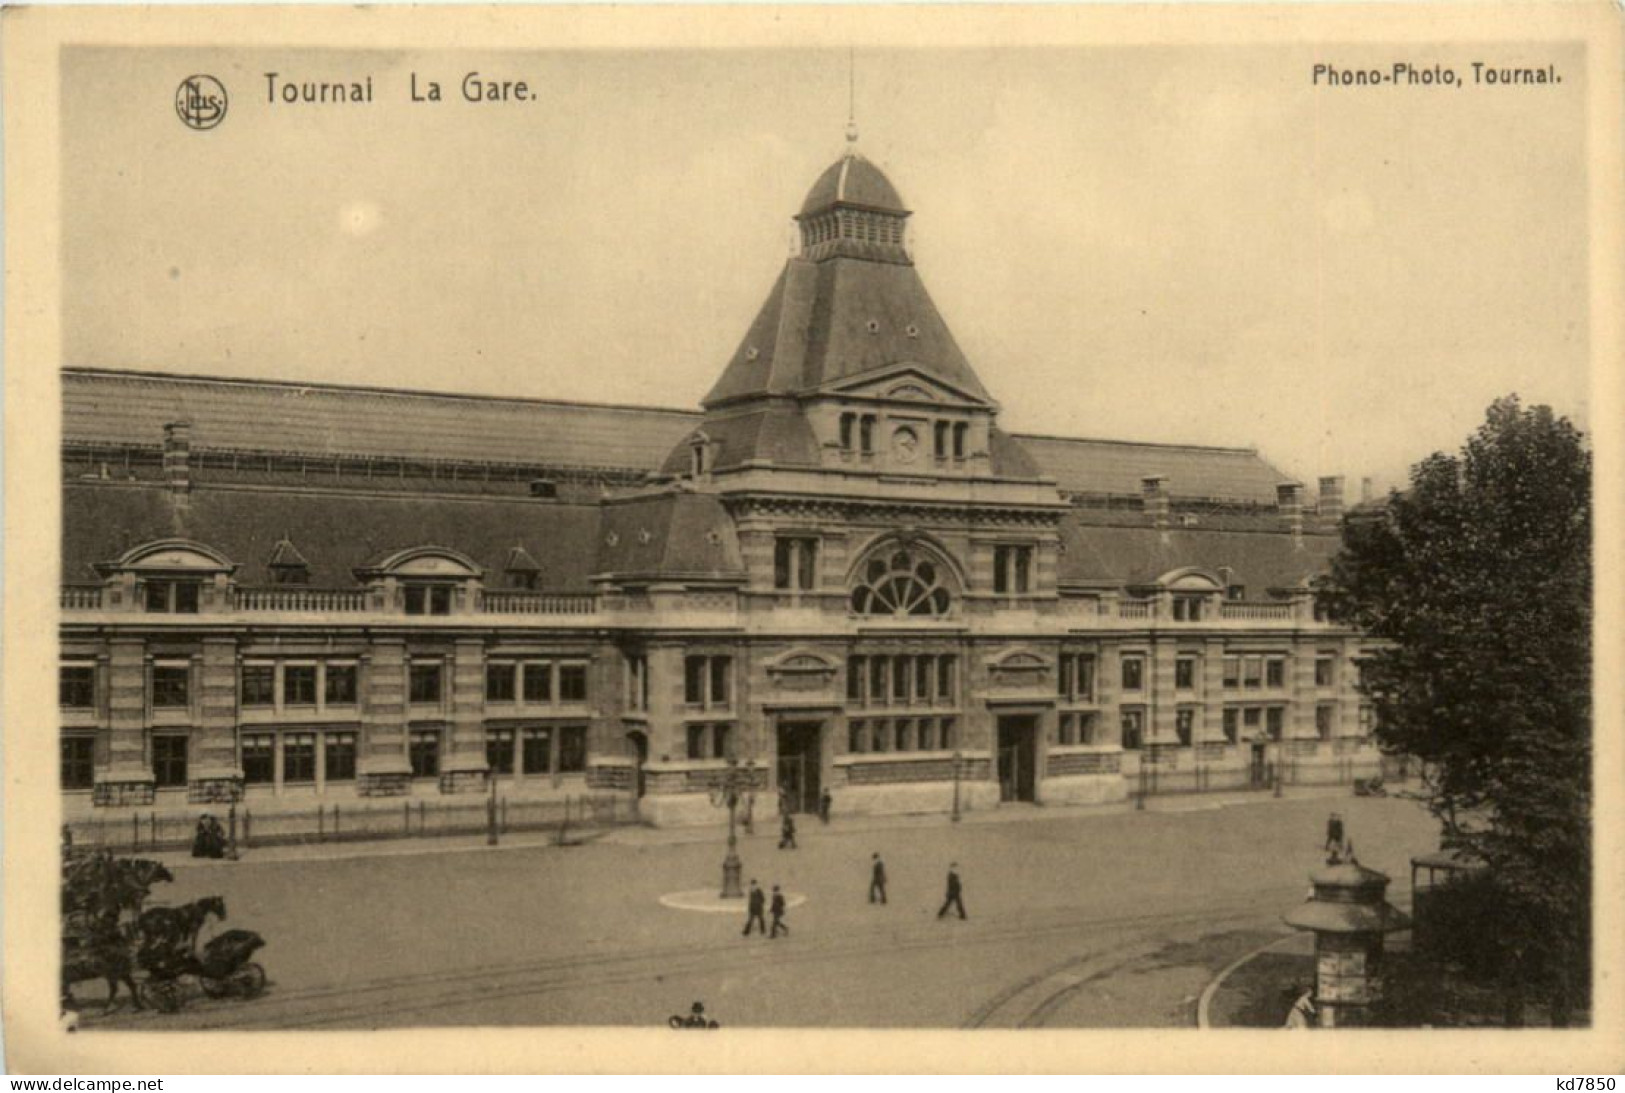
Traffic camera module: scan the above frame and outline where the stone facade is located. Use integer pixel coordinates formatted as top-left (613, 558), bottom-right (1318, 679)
top-left (57, 145), bottom-right (1381, 828)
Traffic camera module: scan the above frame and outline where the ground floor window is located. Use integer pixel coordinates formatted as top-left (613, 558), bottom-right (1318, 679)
top-left (1175, 708), bottom-right (1196, 747)
top-left (152, 734), bottom-right (189, 787)
top-left (1057, 711), bottom-right (1098, 746)
top-left (243, 734), bottom-right (275, 785)
top-left (283, 732), bottom-right (317, 783)
top-left (558, 726), bottom-right (588, 773)
top-left (62, 735), bottom-right (95, 790)
top-left (1119, 709), bottom-right (1144, 751)
top-left (244, 730), bottom-right (357, 789)
top-left (1316, 705), bottom-right (1335, 740)
top-left (325, 733), bottom-right (357, 781)
top-left (1223, 708), bottom-right (1240, 744)
top-left (847, 716), bottom-right (954, 754)
top-left (409, 730), bottom-right (441, 778)
top-left (683, 722), bottom-right (733, 761)
top-left (522, 728), bottom-right (552, 774)
top-left (486, 729), bottom-right (515, 774)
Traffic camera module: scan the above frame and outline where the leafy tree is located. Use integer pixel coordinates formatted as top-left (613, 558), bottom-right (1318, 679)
top-left (1325, 396), bottom-right (1591, 1024)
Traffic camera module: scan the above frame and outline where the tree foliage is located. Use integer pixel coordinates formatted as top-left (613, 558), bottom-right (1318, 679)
top-left (1325, 396), bottom-right (1591, 1018)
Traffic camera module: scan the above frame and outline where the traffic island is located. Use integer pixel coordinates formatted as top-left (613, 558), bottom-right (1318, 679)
top-left (658, 889), bottom-right (808, 914)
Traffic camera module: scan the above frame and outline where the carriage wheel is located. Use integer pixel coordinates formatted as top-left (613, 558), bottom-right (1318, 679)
top-left (200, 976), bottom-right (232, 999)
top-left (234, 963), bottom-right (267, 998)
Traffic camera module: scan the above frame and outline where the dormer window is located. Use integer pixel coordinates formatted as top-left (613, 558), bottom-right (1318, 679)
top-left (404, 584), bottom-right (452, 616)
top-left (145, 579), bottom-right (201, 614)
top-left (503, 545), bottom-right (542, 590)
top-left (267, 535), bottom-right (311, 585)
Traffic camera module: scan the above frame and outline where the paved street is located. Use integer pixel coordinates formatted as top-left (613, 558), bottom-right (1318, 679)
top-left (81, 793), bottom-right (1436, 1030)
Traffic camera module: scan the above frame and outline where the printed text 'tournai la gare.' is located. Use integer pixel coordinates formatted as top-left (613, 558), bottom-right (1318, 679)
top-left (263, 72), bottom-right (535, 104)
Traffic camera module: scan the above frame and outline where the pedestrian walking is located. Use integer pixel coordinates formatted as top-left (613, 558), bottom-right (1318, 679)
top-left (1324, 811), bottom-right (1345, 861)
top-left (869, 852), bottom-right (888, 904)
top-left (742, 879), bottom-right (767, 938)
top-left (819, 788), bottom-right (833, 824)
top-left (770, 885), bottom-right (789, 938)
top-left (937, 861), bottom-right (967, 920)
top-left (779, 812), bottom-right (797, 850)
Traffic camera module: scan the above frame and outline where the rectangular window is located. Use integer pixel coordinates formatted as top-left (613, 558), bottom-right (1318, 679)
top-left (940, 716), bottom-right (958, 750)
top-left (283, 732), bottom-right (316, 783)
top-left (242, 733), bottom-right (275, 785)
top-left (1315, 656), bottom-right (1335, 688)
top-left (774, 538), bottom-right (793, 590)
top-left (1266, 658), bottom-right (1286, 688)
top-left (839, 413), bottom-right (855, 451)
top-left (559, 664), bottom-right (589, 703)
top-left (1315, 705), bottom-right (1335, 740)
top-left (937, 656), bottom-right (955, 701)
top-left (859, 415), bottom-right (875, 455)
top-left (1058, 654), bottom-right (1073, 698)
top-left (144, 580), bottom-right (202, 614)
top-left (687, 723), bottom-right (707, 760)
top-left (1223, 708), bottom-right (1240, 744)
top-left (1076, 712), bottom-right (1096, 745)
top-left (707, 659), bottom-right (728, 706)
top-left (486, 729), bottom-right (516, 775)
top-left (934, 420), bottom-right (950, 460)
top-left (61, 736), bottom-right (95, 790)
top-left (952, 422), bottom-right (967, 460)
top-left (523, 662), bottom-right (553, 704)
top-left (895, 718), bottom-right (912, 752)
top-left (174, 581), bottom-right (200, 614)
top-left (1266, 707), bottom-right (1285, 740)
top-left (1243, 656), bottom-right (1263, 690)
top-left (1120, 709), bottom-right (1144, 751)
top-left (486, 663), bottom-right (517, 703)
top-left (684, 656), bottom-right (705, 705)
top-left (1175, 657), bottom-right (1196, 690)
top-left (408, 662), bottom-right (442, 704)
top-left (60, 665), bottom-right (96, 709)
top-left (918, 718), bottom-right (936, 751)
top-left (892, 655), bottom-right (910, 702)
top-left (152, 734), bottom-right (188, 787)
top-left (558, 726), bottom-right (587, 773)
top-left (325, 664), bottom-right (358, 706)
top-left (993, 545), bottom-right (1034, 594)
top-left (144, 581), bottom-right (169, 613)
top-left (1243, 707), bottom-right (1262, 730)
top-left (1226, 585), bottom-right (1246, 601)
top-left (325, 733), bottom-right (357, 782)
top-left (409, 730), bottom-right (440, 778)
top-left (1173, 596), bottom-right (1204, 622)
top-left (152, 665), bottom-right (190, 709)
top-left (915, 655), bottom-right (933, 700)
top-left (522, 728), bottom-right (552, 774)
top-left (1358, 705), bottom-right (1374, 733)
top-left (871, 657), bottom-right (888, 704)
top-left (283, 665), bottom-right (317, 707)
top-left (712, 723), bottom-right (731, 760)
top-left (1176, 709), bottom-right (1195, 747)
top-left (848, 719), bottom-right (867, 754)
top-left (1058, 713), bottom-right (1075, 746)
top-left (774, 537), bottom-right (819, 591)
top-left (1121, 656), bottom-right (1144, 692)
top-left (404, 584), bottom-right (452, 616)
top-left (1223, 656), bottom-right (1241, 688)
top-left (847, 657), bottom-right (864, 703)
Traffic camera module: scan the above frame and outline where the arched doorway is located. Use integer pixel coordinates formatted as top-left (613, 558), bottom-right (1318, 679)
top-left (625, 730), bottom-right (648, 798)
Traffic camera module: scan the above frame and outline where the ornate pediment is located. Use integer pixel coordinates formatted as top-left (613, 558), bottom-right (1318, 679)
top-left (765, 649), bottom-right (840, 693)
top-left (823, 365), bottom-right (991, 410)
top-left (985, 646), bottom-right (1052, 690)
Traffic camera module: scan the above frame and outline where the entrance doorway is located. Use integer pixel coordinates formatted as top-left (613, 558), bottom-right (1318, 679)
top-left (776, 721), bottom-right (823, 814)
top-left (625, 730), bottom-right (648, 798)
top-left (1250, 743), bottom-right (1270, 789)
top-left (996, 715), bottom-right (1038, 803)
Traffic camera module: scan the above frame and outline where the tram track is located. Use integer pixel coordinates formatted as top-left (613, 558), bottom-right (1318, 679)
top-left (89, 882), bottom-right (1306, 1031)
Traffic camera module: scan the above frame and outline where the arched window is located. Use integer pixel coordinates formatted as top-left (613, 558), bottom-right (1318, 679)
top-left (849, 546), bottom-right (954, 617)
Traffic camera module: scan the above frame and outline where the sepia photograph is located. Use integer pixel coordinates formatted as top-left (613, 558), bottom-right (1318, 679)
top-left (3, 2), bottom-right (1621, 1075)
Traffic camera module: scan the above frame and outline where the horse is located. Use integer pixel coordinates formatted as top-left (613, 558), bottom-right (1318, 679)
top-left (138, 895), bottom-right (227, 956)
top-left (61, 919), bottom-right (141, 1012)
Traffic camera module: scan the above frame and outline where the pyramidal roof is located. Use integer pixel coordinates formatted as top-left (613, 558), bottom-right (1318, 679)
top-left (702, 151), bottom-right (993, 410)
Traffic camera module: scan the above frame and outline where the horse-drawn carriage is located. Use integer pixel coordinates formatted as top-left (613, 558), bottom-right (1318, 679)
top-left (61, 850), bottom-right (267, 1014)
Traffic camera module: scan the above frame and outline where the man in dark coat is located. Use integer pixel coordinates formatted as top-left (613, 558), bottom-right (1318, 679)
top-left (937, 862), bottom-right (966, 920)
top-left (770, 885), bottom-right (789, 938)
top-left (779, 813), bottom-right (797, 850)
top-left (742, 880), bottom-right (767, 938)
top-left (819, 788), bottom-right (833, 825)
top-left (869, 852), bottom-right (888, 904)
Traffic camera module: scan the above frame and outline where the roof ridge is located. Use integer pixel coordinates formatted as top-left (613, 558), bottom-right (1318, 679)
top-left (62, 367), bottom-right (704, 420)
top-left (1012, 430), bottom-right (1261, 456)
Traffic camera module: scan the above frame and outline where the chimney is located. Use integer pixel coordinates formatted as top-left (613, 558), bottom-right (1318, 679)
top-left (1141, 475), bottom-right (1169, 533)
top-left (1318, 475), bottom-right (1345, 523)
top-left (1361, 477), bottom-right (1374, 504)
top-left (162, 422), bottom-right (192, 493)
top-left (1277, 481), bottom-right (1304, 542)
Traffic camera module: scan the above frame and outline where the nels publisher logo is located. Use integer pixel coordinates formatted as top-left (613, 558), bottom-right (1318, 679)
top-left (175, 75), bottom-right (228, 131)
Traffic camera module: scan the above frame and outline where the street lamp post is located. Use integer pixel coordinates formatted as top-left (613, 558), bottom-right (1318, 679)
top-left (951, 749), bottom-right (963, 822)
top-left (711, 757), bottom-right (749, 898)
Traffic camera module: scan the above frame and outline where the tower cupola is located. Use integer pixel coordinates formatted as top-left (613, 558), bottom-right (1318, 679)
top-left (795, 139), bottom-right (912, 265)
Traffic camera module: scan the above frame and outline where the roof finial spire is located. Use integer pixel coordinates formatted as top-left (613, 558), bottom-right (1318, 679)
top-left (844, 47), bottom-right (859, 150)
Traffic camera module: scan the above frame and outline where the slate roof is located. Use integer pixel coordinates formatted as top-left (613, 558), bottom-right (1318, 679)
top-left (1057, 518), bottom-right (1337, 591)
top-left (597, 492), bottom-right (744, 579)
top-left (64, 368), bottom-right (1298, 504)
top-left (701, 255), bottom-right (992, 409)
top-left (798, 153), bottom-right (908, 216)
top-left (62, 481), bottom-right (610, 592)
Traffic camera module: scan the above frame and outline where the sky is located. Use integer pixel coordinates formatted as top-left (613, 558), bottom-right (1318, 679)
top-left (61, 43), bottom-right (1590, 492)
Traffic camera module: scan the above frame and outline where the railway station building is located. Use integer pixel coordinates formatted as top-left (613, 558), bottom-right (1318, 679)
top-left (58, 145), bottom-right (1381, 826)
